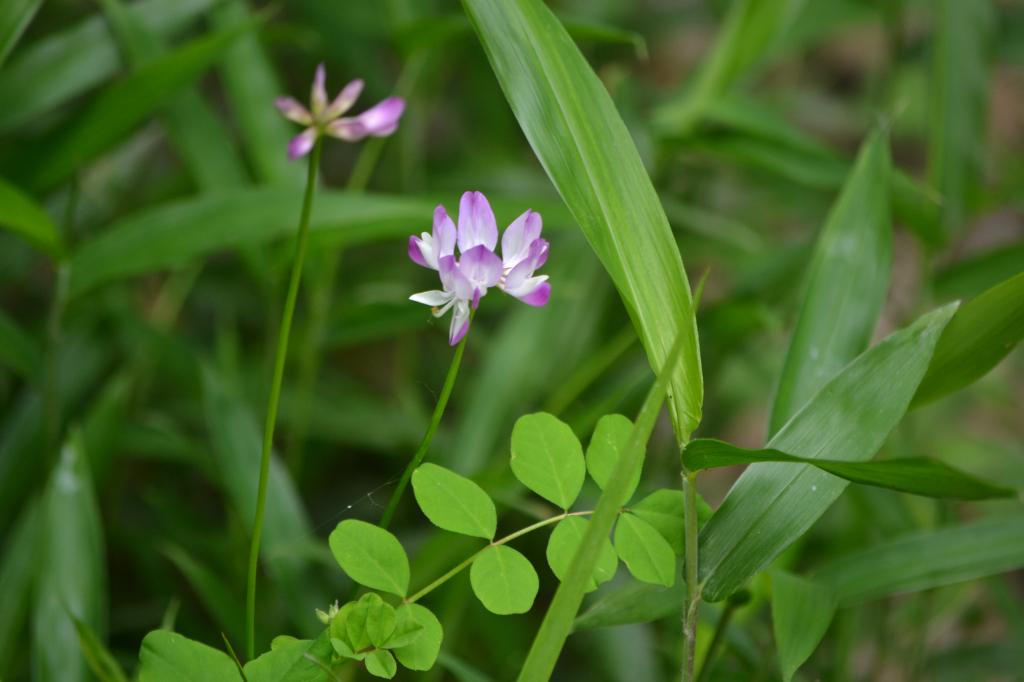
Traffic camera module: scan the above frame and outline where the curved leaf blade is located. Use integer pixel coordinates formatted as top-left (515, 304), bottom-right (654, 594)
top-left (329, 520), bottom-right (410, 598)
top-left (510, 412), bottom-right (585, 510)
top-left (0, 0), bottom-right (42, 66)
top-left (412, 463), bottom-right (497, 539)
top-left (462, 0), bottom-right (703, 439)
top-left (771, 571), bottom-right (836, 682)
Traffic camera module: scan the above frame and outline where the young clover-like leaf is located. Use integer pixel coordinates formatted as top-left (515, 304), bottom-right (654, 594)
top-left (510, 412), bottom-right (585, 509)
top-left (392, 604), bottom-right (443, 671)
top-left (545, 516), bottom-right (617, 592)
top-left (630, 488), bottom-right (713, 556)
top-left (772, 571), bottom-right (837, 682)
top-left (364, 649), bottom-right (398, 679)
top-left (329, 519), bottom-right (410, 597)
top-left (345, 593), bottom-right (397, 651)
top-left (242, 632), bottom-right (334, 682)
top-left (384, 604), bottom-right (424, 649)
top-left (412, 463), bottom-right (497, 539)
top-left (470, 544), bottom-right (539, 615)
top-left (585, 414), bottom-right (639, 505)
top-left (331, 637), bottom-right (360, 660)
top-left (614, 513), bottom-right (676, 587)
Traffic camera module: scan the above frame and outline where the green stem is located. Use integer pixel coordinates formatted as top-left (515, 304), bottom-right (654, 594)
top-left (245, 139), bottom-right (322, 660)
top-left (378, 312), bottom-right (474, 530)
top-left (682, 469), bottom-right (701, 682)
top-left (695, 592), bottom-right (740, 682)
top-left (405, 510), bottom-right (592, 604)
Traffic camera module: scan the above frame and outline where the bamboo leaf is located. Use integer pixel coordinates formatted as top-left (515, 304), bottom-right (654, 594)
top-left (771, 571), bottom-right (836, 682)
top-left (0, 0), bottom-right (216, 131)
top-left (0, 176), bottom-right (63, 258)
top-left (770, 130), bottom-right (892, 435)
top-left (816, 512), bottom-right (1024, 605)
top-left (0, 0), bottom-right (42, 66)
top-left (462, 0), bottom-right (703, 440)
top-left (928, 0), bottom-right (994, 235)
top-left (32, 436), bottom-right (106, 682)
top-left (913, 272), bottom-right (1024, 407)
top-left (699, 304), bottom-right (957, 602)
top-left (685, 439), bottom-right (1013, 500)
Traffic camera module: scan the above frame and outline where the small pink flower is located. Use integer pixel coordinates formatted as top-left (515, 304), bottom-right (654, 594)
top-left (275, 64), bottom-right (406, 160)
top-left (409, 191), bottom-right (551, 345)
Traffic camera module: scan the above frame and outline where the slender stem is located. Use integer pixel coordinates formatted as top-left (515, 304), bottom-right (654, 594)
top-left (405, 510), bottom-right (592, 604)
top-left (682, 469), bottom-right (701, 682)
top-left (245, 140), bottom-right (322, 659)
top-left (378, 313), bottom-right (474, 530)
top-left (695, 595), bottom-right (740, 682)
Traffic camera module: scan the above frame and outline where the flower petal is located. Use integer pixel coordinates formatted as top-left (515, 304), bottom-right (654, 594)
top-left (529, 237), bottom-right (549, 269)
top-left (460, 244), bottom-right (503, 291)
top-left (449, 300), bottom-right (471, 345)
top-left (287, 128), bottom-right (317, 160)
top-left (328, 97), bottom-right (406, 141)
top-left (325, 78), bottom-right (363, 119)
top-left (433, 205), bottom-right (457, 259)
top-left (311, 63), bottom-right (327, 117)
top-left (408, 233), bottom-right (436, 269)
top-left (457, 191), bottom-right (498, 253)
top-left (274, 96), bottom-right (313, 126)
top-left (506, 277), bottom-right (551, 307)
top-left (410, 290), bottom-right (451, 307)
top-left (501, 210), bottom-right (542, 269)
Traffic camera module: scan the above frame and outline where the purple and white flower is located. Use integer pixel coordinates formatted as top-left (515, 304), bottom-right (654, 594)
top-left (409, 191), bottom-right (551, 345)
top-left (275, 63), bottom-right (406, 160)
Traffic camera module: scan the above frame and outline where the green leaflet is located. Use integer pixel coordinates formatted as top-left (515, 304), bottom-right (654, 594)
top-left (614, 513), bottom-right (676, 587)
top-left (912, 272), bottom-right (1024, 407)
top-left (630, 488), bottom-right (713, 556)
top-left (329, 520), bottom-right (410, 598)
top-left (137, 630), bottom-right (242, 682)
top-left (470, 545), bottom-right (539, 615)
top-left (510, 413), bottom-right (586, 510)
top-left (585, 414), bottom-right (639, 506)
top-left (816, 512), bottom-right (1024, 605)
top-left (412, 463), bottom-right (497, 539)
top-left (545, 516), bottom-right (617, 592)
top-left (392, 604), bottom-right (443, 671)
top-left (684, 439), bottom-right (1014, 500)
top-left (698, 303), bottom-right (957, 602)
top-left (0, 0), bottom-right (215, 131)
top-left (32, 437), bottom-right (106, 682)
top-left (928, 0), bottom-right (994, 235)
top-left (242, 631), bottom-right (333, 682)
top-left (15, 20), bottom-right (253, 191)
top-left (0, 176), bottom-right (63, 258)
top-left (771, 571), bottom-right (837, 682)
top-left (769, 129), bottom-right (892, 435)
top-left (462, 0), bottom-right (703, 440)
top-left (365, 650), bottom-right (398, 679)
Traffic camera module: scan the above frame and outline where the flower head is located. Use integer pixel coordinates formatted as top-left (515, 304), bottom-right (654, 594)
top-left (275, 63), bottom-right (406, 160)
top-left (409, 191), bottom-right (551, 344)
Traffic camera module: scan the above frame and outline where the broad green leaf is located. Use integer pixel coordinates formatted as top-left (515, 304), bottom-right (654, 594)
top-left (0, 176), bottom-right (62, 257)
top-left (393, 604), bottom-right (443, 671)
top-left (699, 304), bottom-right (957, 602)
top-left (15, 21), bottom-right (251, 191)
top-left (517, 330), bottom-right (685, 681)
top-left (545, 516), bottom-right (617, 592)
top-left (73, 617), bottom-right (129, 682)
top-left (329, 520), bottom-right (410, 597)
top-left (928, 0), bottom-right (994, 235)
top-left (201, 368), bottom-right (324, 635)
top-left (412, 463), bottom-right (497, 539)
top-left (32, 437), bottom-right (106, 682)
top-left (769, 130), bottom-right (892, 435)
top-left (0, 499), bottom-right (41, 672)
top-left (614, 513), bottom-right (676, 587)
top-left (365, 650), bottom-right (398, 679)
top-left (510, 413), bottom-right (585, 510)
top-left (685, 439), bottom-right (1014, 500)
top-left (816, 512), bottom-right (1024, 605)
top-left (585, 414), bottom-right (639, 505)
top-left (574, 581), bottom-right (685, 631)
top-left (68, 189), bottom-right (432, 297)
top-left (0, 0), bottom-right (42, 66)
top-left (213, 0), bottom-right (303, 186)
top-left (0, 307), bottom-right (42, 380)
top-left (137, 630), bottom-right (242, 682)
top-left (913, 272), bottom-right (1024, 407)
top-left (771, 571), bottom-right (836, 682)
top-left (385, 605), bottom-right (424, 649)
top-left (242, 631), bottom-right (333, 682)
top-left (463, 0), bottom-right (703, 440)
top-left (630, 488), bottom-right (712, 556)
top-left (470, 545), bottom-right (539, 615)
top-left (0, 0), bottom-right (215, 131)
